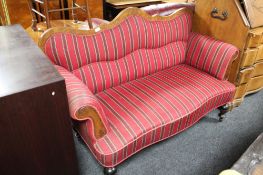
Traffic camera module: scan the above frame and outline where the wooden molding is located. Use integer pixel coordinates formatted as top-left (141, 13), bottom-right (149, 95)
top-left (76, 106), bottom-right (107, 139)
top-left (231, 97), bottom-right (245, 108)
top-left (39, 7), bottom-right (193, 50)
top-left (224, 50), bottom-right (240, 81)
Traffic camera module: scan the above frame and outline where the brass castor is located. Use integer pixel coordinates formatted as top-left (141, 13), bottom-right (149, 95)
top-left (104, 167), bottom-right (117, 175)
top-left (218, 104), bottom-right (230, 122)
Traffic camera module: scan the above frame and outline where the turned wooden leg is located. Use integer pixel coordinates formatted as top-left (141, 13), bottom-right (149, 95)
top-left (27, 0), bottom-right (38, 31)
top-left (104, 167), bottom-right (117, 175)
top-left (31, 19), bottom-right (38, 31)
top-left (218, 104), bottom-right (230, 122)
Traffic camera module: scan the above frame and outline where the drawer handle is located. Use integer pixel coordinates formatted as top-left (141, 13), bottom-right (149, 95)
top-left (211, 8), bottom-right (228, 21)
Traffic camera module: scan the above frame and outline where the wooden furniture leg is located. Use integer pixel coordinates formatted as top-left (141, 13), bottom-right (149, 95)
top-left (104, 167), bottom-right (117, 175)
top-left (85, 0), bottom-right (93, 29)
top-left (43, 0), bottom-right (51, 28)
top-left (218, 104), bottom-right (230, 122)
top-left (27, 0), bottom-right (38, 31)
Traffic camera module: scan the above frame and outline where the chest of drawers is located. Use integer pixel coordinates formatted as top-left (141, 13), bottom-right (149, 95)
top-left (242, 29), bottom-right (263, 93)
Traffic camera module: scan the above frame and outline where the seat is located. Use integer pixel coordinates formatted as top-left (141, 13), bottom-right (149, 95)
top-left (74, 64), bottom-right (235, 167)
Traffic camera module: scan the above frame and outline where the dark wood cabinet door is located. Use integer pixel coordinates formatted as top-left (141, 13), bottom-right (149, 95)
top-left (0, 25), bottom-right (79, 175)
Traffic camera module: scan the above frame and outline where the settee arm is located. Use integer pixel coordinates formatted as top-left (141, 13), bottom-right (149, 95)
top-left (54, 65), bottom-right (109, 139)
top-left (186, 32), bottom-right (239, 80)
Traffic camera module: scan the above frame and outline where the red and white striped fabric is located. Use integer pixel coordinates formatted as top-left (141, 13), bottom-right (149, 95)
top-left (78, 64), bottom-right (235, 167)
top-left (42, 10), bottom-right (238, 168)
top-left (44, 13), bottom-right (192, 93)
top-left (54, 65), bottom-right (110, 141)
top-left (186, 32), bottom-right (239, 80)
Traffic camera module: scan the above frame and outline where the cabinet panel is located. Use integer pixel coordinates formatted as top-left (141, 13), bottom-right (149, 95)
top-left (250, 27), bottom-right (263, 45)
top-left (238, 67), bottom-right (254, 84)
top-left (261, 35), bottom-right (263, 44)
top-left (247, 75), bottom-right (263, 92)
top-left (252, 62), bottom-right (263, 77)
top-left (234, 84), bottom-right (248, 99)
top-left (0, 25), bottom-right (78, 175)
top-left (245, 32), bottom-right (262, 48)
top-left (256, 45), bottom-right (263, 62)
top-left (240, 48), bottom-right (258, 68)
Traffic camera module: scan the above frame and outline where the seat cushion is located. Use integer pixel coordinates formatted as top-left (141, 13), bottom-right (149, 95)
top-left (80, 64), bottom-right (235, 167)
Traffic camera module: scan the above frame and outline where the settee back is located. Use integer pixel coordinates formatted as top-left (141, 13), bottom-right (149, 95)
top-left (40, 8), bottom-right (192, 94)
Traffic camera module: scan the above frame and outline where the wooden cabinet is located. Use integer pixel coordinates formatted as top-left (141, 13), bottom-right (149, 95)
top-left (193, 0), bottom-right (263, 107)
top-left (0, 25), bottom-right (79, 175)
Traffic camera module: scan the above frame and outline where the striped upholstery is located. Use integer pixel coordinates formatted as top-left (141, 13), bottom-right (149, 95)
top-left (44, 13), bottom-right (192, 93)
top-left (42, 9), bottom-right (238, 168)
top-left (78, 64), bottom-right (235, 167)
top-left (54, 65), bottom-right (110, 139)
top-left (186, 32), bottom-right (239, 80)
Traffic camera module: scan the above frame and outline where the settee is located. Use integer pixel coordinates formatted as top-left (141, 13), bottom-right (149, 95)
top-left (39, 7), bottom-right (238, 174)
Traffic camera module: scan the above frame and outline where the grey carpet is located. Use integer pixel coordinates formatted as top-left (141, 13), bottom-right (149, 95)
top-left (74, 90), bottom-right (263, 175)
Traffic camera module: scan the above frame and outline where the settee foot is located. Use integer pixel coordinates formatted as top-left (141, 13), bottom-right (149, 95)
top-left (74, 131), bottom-right (81, 138)
top-left (218, 104), bottom-right (230, 122)
top-left (104, 167), bottom-right (117, 175)
top-left (219, 115), bottom-right (224, 122)
top-left (72, 128), bottom-right (81, 139)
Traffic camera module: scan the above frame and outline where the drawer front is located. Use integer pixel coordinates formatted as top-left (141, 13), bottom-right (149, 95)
top-left (246, 33), bottom-right (262, 48)
top-left (234, 84), bottom-right (247, 99)
top-left (240, 48), bottom-right (258, 68)
top-left (247, 75), bottom-right (263, 92)
top-left (252, 61), bottom-right (263, 77)
top-left (256, 45), bottom-right (263, 62)
top-left (238, 67), bottom-right (254, 84)
top-left (260, 33), bottom-right (263, 44)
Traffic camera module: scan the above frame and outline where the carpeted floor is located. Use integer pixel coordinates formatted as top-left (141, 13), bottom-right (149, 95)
top-left (74, 90), bottom-right (263, 175)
